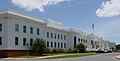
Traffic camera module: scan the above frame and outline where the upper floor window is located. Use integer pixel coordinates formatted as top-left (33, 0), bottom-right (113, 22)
top-left (15, 37), bottom-right (18, 45)
top-left (30, 38), bottom-right (33, 46)
top-left (15, 24), bottom-right (19, 32)
top-left (23, 26), bottom-right (26, 33)
top-left (30, 27), bottom-right (33, 34)
top-left (47, 32), bottom-right (49, 38)
top-left (61, 35), bottom-right (63, 40)
top-left (78, 38), bottom-right (80, 43)
top-left (0, 37), bottom-right (2, 45)
top-left (51, 33), bottom-right (53, 38)
top-left (54, 33), bottom-right (56, 39)
top-left (58, 34), bottom-right (60, 39)
top-left (64, 35), bottom-right (66, 40)
top-left (23, 38), bottom-right (26, 46)
top-left (0, 24), bottom-right (2, 31)
top-left (37, 28), bottom-right (39, 35)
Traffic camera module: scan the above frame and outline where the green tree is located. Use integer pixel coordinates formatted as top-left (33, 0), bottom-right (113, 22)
top-left (32, 38), bottom-right (50, 55)
top-left (116, 44), bottom-right (120, 50)
top-left (76, 43), bottom-right (86, 53)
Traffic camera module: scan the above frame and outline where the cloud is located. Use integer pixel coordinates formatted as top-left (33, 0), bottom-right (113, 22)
top-left (11, 0), bottom-right (69, 12)
top-left (96, 0), bottom-right (120, 17)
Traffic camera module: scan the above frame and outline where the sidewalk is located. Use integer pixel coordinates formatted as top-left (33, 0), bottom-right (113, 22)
top-left (2, 55), bottom-right (66, 60)
top-left (114, 55), bottom-right (120, 59)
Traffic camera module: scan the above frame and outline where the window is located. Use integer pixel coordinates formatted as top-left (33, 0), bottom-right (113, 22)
top-left (0, 37), bottom-right (2, 45)
top-left (30, 27), bottom-right (33, 34)
top-left (23, 38), bottom-right (26, 46)
top-left (30, 38), bottom-right (33, 46)
top-left (15, 24), bottom-right (19, 32)
top-left (64, 35), bottom-right (66, 40)
top-left (37, 28), bottom-right (39, 35)
top-left (58, 42), bottom-right (60, 48)
top-left (51, 42), bottom-right (53, 48)
top-left (74, 36), bottom-right (76, 48)
top-left (23, 26), bottom-right (26, 33)
top-left (0, 24), bottom-right (2, 31)
top-left (58, 34), bottom-right (60, 39)
top-left (15, 37), bottom-right (18, 45)
top-left (86, 40), bottom-right (87, 44)
top-left (81, 39), bottom-right (83, 43)
top-left (47, 32), bottom-right (49, 38)
top-left (78, 38), bottom-right (80, 43)
top-left (47, 41), bottom-right (49, 47)
top-left (54, 33), bottom-right (56, 39)
top-left (61, 35), bottom-right (63, 40)
top-left (61, 43), bottom-right (63, 48)
top-left (64, 43), bottom-right (66, 48)
top-left (54, 42), bottom-right (56, 48)
top-left (51, 33), bottom-right (53, 38)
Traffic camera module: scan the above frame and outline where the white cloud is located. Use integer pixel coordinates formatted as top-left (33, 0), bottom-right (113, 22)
top-left (11, 0), bottom-right (68, 12)
top-left (96, 0), bottom-right (120, 17)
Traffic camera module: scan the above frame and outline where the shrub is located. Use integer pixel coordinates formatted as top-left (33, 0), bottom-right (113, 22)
top-left (76, 43), bottom-right (86, 53)
top-left (32, 38), bottom-right (48, 55)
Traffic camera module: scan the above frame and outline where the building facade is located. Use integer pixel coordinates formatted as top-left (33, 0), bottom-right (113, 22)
top-left (0, 9), bottom-right (116, 57)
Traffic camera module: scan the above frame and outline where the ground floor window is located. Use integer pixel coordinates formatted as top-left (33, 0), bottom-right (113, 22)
top-left (23, 38), bottom-right (26, 46)
top-left (15, 37), bottom-right (18, 45)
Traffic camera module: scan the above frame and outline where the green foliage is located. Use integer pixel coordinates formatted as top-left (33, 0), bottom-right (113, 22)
top-left (52, 48), bottom-right (65, 53)
top-left (116, 44), bottom-right (120, 50)
top-left (32, 38), bottom-right (50, 55)
top-left (76, 43), bottom-right (86, 53)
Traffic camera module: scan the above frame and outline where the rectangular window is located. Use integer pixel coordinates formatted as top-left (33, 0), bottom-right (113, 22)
top-left (61, 35), bottom-right (63, 40)
top-left (61, 43), bottom-right (63, 48)
top-left (64, 35), bottom-right (66, 40)
top-left (78, 38), bottom-right (80, 43)
top-left (37, 28), bottom-right (39, 35)
top-left (0, 24), bottom-right (2, 31)
top-left (51, 42), bottom-right (53, 48)
top-left (30, 38), bottom-right (33, 46)
top-left (23, 26), bottom-right (26, 33)
top-left (0, 37), bottom-right (2, 45)
top-left (15, 37), bottom-right (18, 45)
top-left (30, 27), bottom-right (33, 34)
top-left (54, 33), bottom-right (56, 39)
top-left (54, 42), bottom-right (56, 48)
top-left (47, 32), bottom-right (49, 38)
top-left (64, 43), bottom-right (66, 48)
top-left (23, 38), bottom-right (26, 46)
top-left (15, 24), bottom-right (19, 32)
top-left (58, 34), bottom-right (60, 39)
top-left (58, 42), bottom-right (60, 48)
top-left (51, 33), bottom-right (53, 38)
top-left (47, 41), bottom-right (49, 47)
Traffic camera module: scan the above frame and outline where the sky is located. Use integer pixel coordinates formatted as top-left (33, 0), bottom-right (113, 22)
top-left (0, 0), bottom-right (120, 44)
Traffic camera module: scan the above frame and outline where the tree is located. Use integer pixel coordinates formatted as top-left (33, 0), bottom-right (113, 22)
top-left (76, 43), bottom-right (86, 53)
top-left (116, 44), bottom-right (120, 50)
top-left (32, 38), bottom-right (50, 55)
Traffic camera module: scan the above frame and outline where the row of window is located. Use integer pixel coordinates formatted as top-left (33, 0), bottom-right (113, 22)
top-left (47, 32), bottom-right (66, 40)
top-left (15, 37), bottom-right (33, 46)
top-left (46, 41), bottom-right (66, 48)
top-left (78, 38), bottom-right (87, 44)
top-left (15, 24), bottom-right (40, 35)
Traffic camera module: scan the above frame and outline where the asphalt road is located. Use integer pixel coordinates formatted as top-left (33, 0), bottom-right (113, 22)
top-left (0, 53), bottom-right (120, 61)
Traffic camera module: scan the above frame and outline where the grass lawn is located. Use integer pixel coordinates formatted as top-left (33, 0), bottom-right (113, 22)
top-left (15, 53), bottom-right (98, 59)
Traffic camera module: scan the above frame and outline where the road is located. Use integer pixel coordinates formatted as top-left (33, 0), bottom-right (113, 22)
top-left (0, 53), bottom-right (120, 61)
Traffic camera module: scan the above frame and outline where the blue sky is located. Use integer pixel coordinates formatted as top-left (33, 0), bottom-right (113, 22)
top-left (0, 0), bottom-right (120, 44)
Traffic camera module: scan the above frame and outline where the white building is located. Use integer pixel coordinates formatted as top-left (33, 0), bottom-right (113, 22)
top-left (0, 9), bottom-right (116, 57)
